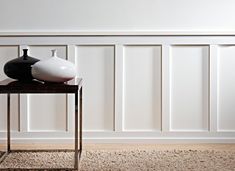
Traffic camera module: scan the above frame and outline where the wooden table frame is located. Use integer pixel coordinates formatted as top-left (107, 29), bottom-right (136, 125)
top-left (0, 78), bottom-right (83, 170)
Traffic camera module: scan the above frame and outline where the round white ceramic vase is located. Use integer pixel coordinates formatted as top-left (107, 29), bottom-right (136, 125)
top-left (31, 50), bottom-right (76, 83)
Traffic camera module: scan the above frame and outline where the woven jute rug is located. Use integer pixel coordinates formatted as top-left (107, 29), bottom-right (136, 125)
top-left (0, 149), bottom-right (234, 170)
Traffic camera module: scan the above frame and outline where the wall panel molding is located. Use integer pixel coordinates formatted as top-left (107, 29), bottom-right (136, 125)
top-left (76, 45), bottom-right (115, 131)
top-left (2, 31), bottom-right (235, 36)
top-left (114, 44), bottom-right (124, 132)
top-left (217, 45), bottom-right (235, 132)
top-left (162, 45), bottom-right (171, 132)
top-left (170, 45), bottom-right (209, 131)
top-left (123, 45), bottom-right (162, 131)
top-left (209, 45), bottom-right (219, 132)
top-left (0, 35), bottom-right (234, 143)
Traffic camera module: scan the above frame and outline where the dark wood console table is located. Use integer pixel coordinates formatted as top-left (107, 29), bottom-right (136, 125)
top-left (0, 78), bottom-right (83, 170)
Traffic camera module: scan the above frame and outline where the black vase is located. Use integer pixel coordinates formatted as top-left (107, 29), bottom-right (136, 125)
top-left (4, 49), bottom-right (40, 81)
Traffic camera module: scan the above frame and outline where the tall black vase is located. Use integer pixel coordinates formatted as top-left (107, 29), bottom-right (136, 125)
top-left (4, 49), bottom-right (40, 81)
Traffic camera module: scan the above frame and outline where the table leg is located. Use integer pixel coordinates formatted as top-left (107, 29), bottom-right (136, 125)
top-left (7, 93), bottom-right (10, 152)
top-left (79, 87), bottom-right (83, 152)
top-left (0, 94), bottom-right (10, 164)
top-left (74, 91), bottom-right (78, 169)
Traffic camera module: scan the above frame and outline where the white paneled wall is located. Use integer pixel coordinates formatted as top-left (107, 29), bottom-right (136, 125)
top-left (27, 94), bottom-right (67, 131)
top-left (123, 46), bottom-right (161, 131)
top-left (0, 36), bottom-right (234, 143)
top-left (218, 46), bottom-right (235, 131)
top-left (76, 46), bottom-right (114, 131)
top-left (170, 46), bottom-right (209, 131)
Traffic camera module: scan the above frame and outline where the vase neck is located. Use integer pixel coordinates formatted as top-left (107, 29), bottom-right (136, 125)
top-left (51, 49), bottom-right (57, 57)
top-left (23, 49), bottom-right (28, 59)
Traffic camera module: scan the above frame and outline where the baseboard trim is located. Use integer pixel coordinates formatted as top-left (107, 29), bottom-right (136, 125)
top-left (0, 138), bottom-right (235, 144)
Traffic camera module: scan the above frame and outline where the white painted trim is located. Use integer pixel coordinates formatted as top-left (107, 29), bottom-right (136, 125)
top-left (114, 44), bottom-right (124, 132)
top-left (18, 42), bottom-right (30, 132)
top-left (19, 45), bottom-right (30, 132)
top-left (1, 130), bottom-right (235, 136)
top-left (162, 45), bottom-right (171, 132)
top-left (67, 45), bottom-right (76, 132)
top-left (217, 130), bottom-right (235, 132)
top-left (1, 36), bottom-right (235, 143)
top-left (1, 138), bottom-right (235, 144)
top-left (1, 30), bottom-right (235, 36)
top-left (0, 130), bottom-right (235, 143)
top-left (19, 95), bottom-right (29, 132)
top-left (210, 45), bottom-right (219, 132)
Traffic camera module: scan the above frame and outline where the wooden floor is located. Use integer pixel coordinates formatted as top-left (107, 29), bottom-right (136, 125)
top-left (0, 143), bottom-right (235, 151)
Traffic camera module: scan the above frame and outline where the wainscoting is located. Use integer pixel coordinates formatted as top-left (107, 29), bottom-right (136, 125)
top-left (0, 35), bottom-right (235, 143)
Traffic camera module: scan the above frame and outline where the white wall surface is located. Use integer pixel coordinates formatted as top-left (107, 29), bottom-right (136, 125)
top-left (0, 0), bottom-right (235, 33)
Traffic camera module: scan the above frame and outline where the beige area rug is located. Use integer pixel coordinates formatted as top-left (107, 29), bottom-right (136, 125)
top-left (0, 149), bottom-right (234, 171)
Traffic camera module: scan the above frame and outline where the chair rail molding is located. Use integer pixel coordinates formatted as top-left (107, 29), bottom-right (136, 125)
top-left (1, 30), bottom-right (235, 36)
top-left (0, 35), bottom-right (235, 143)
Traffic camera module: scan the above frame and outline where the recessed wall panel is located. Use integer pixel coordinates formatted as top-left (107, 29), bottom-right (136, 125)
top-left (27, 46), bottom-right (67, 131)
top-left (28, 94), bottom-right (67, 131)
top-left (170, 46), bottom-right (209, 131)
top-left (123, 46), bottom-right (162, 131)
top-left (76, 46), bottom-right (114, 131)
top-left (218, 46), bottom-right (235, 131)
top-left (0, 46), bottom-right (19, 131)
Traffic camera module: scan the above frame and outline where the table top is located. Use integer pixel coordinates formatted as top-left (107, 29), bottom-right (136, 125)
top-left (0, 78), bottom-right (82, 94)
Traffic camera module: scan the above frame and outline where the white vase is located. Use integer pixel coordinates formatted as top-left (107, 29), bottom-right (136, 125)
top-left (31, 50), bottom-right (76, 83)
